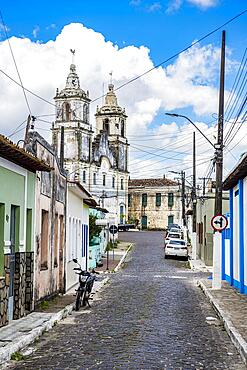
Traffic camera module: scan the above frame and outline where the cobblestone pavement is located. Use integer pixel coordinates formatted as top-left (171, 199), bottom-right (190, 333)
top-left (11, 232), bottom-right (245, 369)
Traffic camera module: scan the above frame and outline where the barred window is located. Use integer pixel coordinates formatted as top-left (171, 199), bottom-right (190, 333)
top-left (156, 193), bottom-right (161, 206)
top-left (168, 193), bottom-right (174, 207)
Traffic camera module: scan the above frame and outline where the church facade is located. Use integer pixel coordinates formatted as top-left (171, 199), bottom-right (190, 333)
top-left (52, 63), bottom-right (129, 225)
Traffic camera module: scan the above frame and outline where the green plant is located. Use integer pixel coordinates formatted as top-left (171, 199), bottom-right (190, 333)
top-left (89, 214), bottom-right (102, 242)
top-left (11, 352), bottom-right (25, 361)
top-left (40, 300), bottom-right (49, 309)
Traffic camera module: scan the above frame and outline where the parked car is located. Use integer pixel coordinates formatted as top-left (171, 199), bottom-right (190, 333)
top-left (164, 238), bottom-right (188, 260)
top-left (164, 231), bottom-right (182, 246)
top-left (167, 223), bottom-right (181, 230)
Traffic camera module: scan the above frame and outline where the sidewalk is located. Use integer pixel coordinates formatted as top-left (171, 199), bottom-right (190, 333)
top-left (198, 278), bottom-right (247, 365)
top-left (189, 257), bottom-right (213, 273)
top-left (95, 241), bottom-right (132, 273)
top-left (0, 277), bottom-right (109, 366)
top-left (0, 241), bottom-right (133, 366)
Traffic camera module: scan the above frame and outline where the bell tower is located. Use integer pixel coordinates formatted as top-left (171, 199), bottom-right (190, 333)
top-left (52, 52), bottom-right (93, 185)
top-left (95, 83), bottom-right (128, 172)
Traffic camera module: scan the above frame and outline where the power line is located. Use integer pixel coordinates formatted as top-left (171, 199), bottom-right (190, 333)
top-left (0, 11), bottom-right (32, 116)
top-left (0, 69), bottom-right (56, 107)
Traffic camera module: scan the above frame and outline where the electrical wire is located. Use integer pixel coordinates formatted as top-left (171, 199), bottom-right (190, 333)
top-left (0, 11), bottom-right (32, 116)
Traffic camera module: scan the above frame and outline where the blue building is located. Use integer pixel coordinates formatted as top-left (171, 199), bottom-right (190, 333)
top-left (222, 154), bottom-right (247, 294)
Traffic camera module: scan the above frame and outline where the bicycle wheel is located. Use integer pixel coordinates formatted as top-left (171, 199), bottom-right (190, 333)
top-left (75, 290), bottom-right (82, 311)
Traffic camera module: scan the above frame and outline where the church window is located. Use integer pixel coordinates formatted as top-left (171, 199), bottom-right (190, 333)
top-left (103, 174), bottom-right (106, 186)
top-left (112, 176), bottom-right (115, 188)
top-left (63, 102), bottom-right (71, 121)
top-left (121, 120), bottom-right (125, 137)
top-left (103, 119), bottom-right (110, 134)
top-left (83, 103), bottom-right (89, 123)
top-left (83, 170), bottom-right (86, 183)
top-left (120, 178), bottom-right (124, 190)
top-left (93, 173), bottom-right (97, 185)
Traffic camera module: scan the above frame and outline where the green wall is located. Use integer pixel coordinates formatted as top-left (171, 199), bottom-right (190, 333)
top-left (0, 165), bottom-right (36, 275)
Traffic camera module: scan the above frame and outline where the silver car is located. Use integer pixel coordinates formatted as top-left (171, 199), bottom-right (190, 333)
top-left (164, 238), bottom-right (188, 260)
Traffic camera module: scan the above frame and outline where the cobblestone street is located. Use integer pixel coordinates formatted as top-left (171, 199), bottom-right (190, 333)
top-left (11, 231), bottom-right (245, 369)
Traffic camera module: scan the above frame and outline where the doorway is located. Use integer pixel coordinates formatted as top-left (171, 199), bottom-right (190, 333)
top-left (141, 215), bottom-right (147, 229)
top-left (120, 206), bottom-right (124, 224)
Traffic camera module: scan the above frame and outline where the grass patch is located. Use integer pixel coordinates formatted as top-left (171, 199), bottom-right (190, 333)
top-left (11, 352), bottom-right (25, 361)
top-left (40, 300), bottom-right (49, 309)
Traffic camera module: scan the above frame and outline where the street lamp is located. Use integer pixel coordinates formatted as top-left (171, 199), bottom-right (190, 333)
top-left (165, 113), bottom-right (215, 148)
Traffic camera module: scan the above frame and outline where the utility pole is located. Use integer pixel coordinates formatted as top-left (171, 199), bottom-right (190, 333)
top-left (23, 114), bottom-right (32, 149)
top-left (191, 132), bottom-right (197, 260)
top-left (213, 30), bottom-right (226, 290)
top-left (181, 171), bottom-right (186, 227)
top-left (215, 30), bottom-right (225, 216)
top-left (192, 132), bottom-right (196, 233)
top-left (199, 177), bottom-right (212, 196)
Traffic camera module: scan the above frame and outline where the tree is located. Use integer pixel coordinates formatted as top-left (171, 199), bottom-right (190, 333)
top-left (89, 214), bottom-right (102, 243)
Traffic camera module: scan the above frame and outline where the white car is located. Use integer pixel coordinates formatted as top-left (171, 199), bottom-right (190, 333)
top-left (164, 238), bottom-right (188, 260)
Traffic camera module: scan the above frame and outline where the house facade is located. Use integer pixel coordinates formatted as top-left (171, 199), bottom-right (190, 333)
top-left (128, 178), bottom-right (182, 230)
top-left (66, 181), bottom-right (96, 292)
top-left (52, 62), bottom-right (129, 226)
top-left (27, 132), bottom-right (66, 304)
top-left (222, 154), bottom-right (247, 294)
top-left (196, 181), bottom-right (229, 266)
top-left (0, 135), bottom-right (50, 326)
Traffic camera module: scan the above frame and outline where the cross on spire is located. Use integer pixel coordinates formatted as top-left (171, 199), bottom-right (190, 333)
top-left (70, 49), bottom-right (75, 64)
top-left (109, 71), bottom-right (113, 85)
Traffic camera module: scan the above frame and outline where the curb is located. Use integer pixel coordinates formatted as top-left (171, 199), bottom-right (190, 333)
top-left (198, 280), bottom-right (247, 365)
top-left (0, 277), bottom-right (109, 366)
top-left (114, 243), bottom-right (133, 272)
top-left (0, 303), bottom-right (74, 366)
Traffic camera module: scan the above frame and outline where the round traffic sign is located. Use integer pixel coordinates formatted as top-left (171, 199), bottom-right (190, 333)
top-left (109, 224), bottom-right (118, 234)
top-left (211, 214), bottom-right (228, 231)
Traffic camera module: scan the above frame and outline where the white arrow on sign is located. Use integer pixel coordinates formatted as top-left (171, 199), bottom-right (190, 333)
top-left (211, 214), bottom-right (228, 231)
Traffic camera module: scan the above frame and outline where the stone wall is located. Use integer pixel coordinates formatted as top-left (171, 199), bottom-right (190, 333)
top-left (14, 252), bottom-right (26, 320)
top-left (25, 252), bottom-right (34, 312)
top-left (0, 255), bottom-right (10, 327)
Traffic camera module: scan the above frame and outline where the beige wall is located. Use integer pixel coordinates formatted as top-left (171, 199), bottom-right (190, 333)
top-left (128, 185), bottom-right (182, 229)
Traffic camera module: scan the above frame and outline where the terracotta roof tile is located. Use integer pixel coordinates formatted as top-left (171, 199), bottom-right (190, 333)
top-left (0, 135), bottom-right (52, 173)
top-left (128, 178), bottom-right (178, 187)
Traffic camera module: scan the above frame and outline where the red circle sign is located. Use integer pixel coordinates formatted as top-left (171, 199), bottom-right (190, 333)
top-left (211, 214), bottom-right (228, 231)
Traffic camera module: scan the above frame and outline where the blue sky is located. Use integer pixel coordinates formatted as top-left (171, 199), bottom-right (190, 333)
top-left (0, 0), bottom-right (246, 178)
top-left (1, 0), bottom-right (246, 63)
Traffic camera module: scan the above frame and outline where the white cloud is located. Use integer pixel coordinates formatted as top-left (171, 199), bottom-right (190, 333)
top-left (166, 0), bottom-right (218, 12)
top-left (32, 25), bottom-right (40, 38)
top-left (166, 0), bottom-right (182, 13)
top-left (147, 2), bottom-right (162, 12)
top-left (0, 22), bottom-right (239, 180)
top-left (187, 0), bottom-right (218, 8)
top-left (46, 23), bottom-right (56, 30)
top-left (129, 0), bottom-right (141, 6)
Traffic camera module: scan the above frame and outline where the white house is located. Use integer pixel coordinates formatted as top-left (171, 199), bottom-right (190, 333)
top-left (66, 181), bottom-right (96, 292)
top-left (222, 153), bottom-right (247, 294)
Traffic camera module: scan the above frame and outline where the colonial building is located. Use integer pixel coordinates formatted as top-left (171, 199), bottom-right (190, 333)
top-left (128, 178), bottom-right (183, 230)
top-left (27, 132), bottom-right (66, 304)
top-left (0, 135), bottom-right (50, 326)
top-left (52, 62), bottom-right (129, 226)
top-left (196, 180), bottom-right (229, 266)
